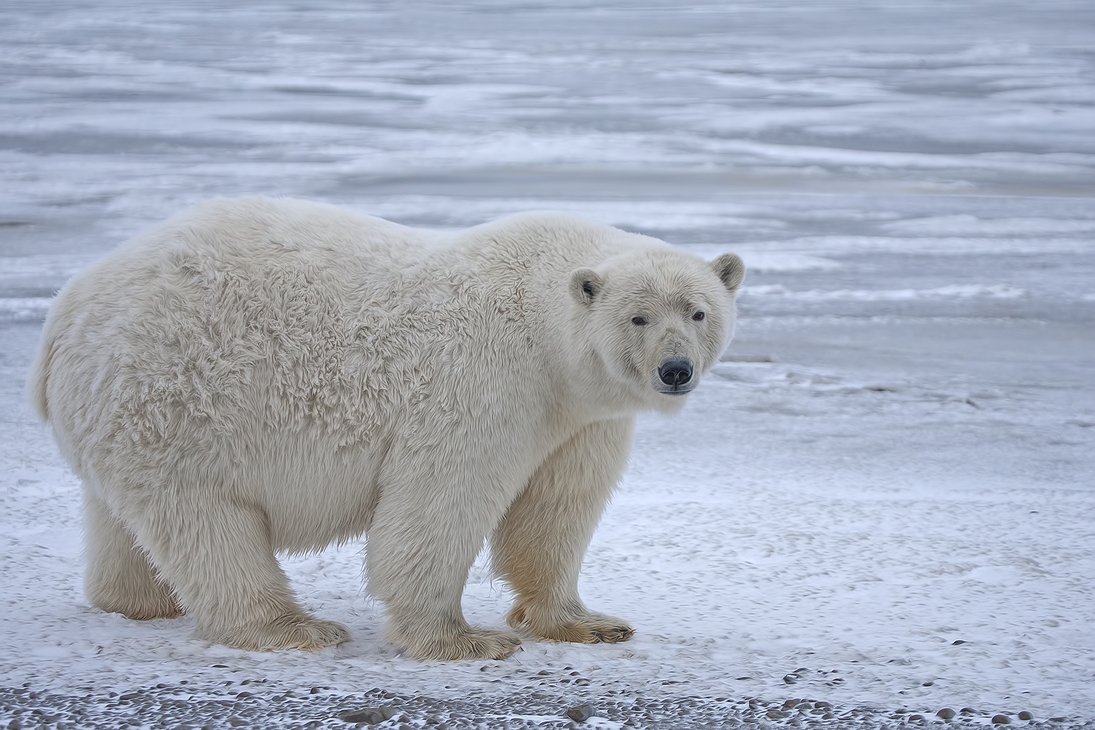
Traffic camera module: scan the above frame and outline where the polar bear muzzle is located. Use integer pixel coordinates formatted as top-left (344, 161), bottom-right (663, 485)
top-left (655, 358), bottom-right (695, 395)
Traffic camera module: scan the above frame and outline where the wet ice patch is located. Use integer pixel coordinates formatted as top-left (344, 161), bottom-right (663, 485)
top-left (882, 215), bottom-right (1095, 236)
top-left (741, 284), bottom-right (1026, 301)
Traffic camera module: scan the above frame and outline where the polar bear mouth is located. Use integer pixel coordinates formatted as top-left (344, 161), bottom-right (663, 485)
top-left (651, 359), bottom-right (696, 396)
top-left (655, 385), bottom-right (695, 396)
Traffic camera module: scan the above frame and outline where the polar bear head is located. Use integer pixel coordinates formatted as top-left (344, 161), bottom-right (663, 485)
top-left (570, 249), bottom-right (745, 413)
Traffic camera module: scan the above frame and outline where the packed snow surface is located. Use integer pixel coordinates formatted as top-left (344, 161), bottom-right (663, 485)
top-left (2, 1), bottom-right (1094, 726)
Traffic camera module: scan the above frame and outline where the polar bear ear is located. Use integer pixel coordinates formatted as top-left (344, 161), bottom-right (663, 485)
top-left (570, 268), bottom-right (603, 305)
top-left (710, 253), bottom-right (746, 293)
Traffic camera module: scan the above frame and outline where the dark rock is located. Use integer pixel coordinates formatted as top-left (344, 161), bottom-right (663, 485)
top-left (766, 710), bottom-right (788, 720)
top-left (782, 674), bottom-right (798, 684)
top-left (992, 715), bottom-right (1011, 725)
top-left (1018, 711), bottom-right (1033, 721)
top-left (566, 703), bottom-right (595, 722)
top-left (339, 706), bottom-right (397, 724)
top-left (937, 708), bottom-right (956, 720)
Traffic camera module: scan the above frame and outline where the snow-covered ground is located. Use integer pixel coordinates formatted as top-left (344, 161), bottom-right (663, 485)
top-left (2, 2), bottom-right (1094, 727)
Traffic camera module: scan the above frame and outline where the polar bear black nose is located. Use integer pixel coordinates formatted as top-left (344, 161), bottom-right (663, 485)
top-left (658, 359), bottom-right (693, 387)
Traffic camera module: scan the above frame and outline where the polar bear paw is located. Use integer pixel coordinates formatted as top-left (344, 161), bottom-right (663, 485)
top-left (392, 621), bottom-right (523, 661)
top-left (508, 604), bottom-right (635, 644)
top-left (207, 614), bottom-right (351, 652)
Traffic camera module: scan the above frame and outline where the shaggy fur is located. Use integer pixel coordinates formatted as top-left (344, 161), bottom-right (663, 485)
top-left (28, 196), bottom-right (744, 660)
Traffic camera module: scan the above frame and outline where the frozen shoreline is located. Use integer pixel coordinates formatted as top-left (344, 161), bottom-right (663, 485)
top-left (3, 1), bottom-right (1095, 726)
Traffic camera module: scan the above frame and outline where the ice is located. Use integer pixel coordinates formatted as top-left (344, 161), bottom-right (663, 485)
top-left (2, 0), bottom-right (1094, 723)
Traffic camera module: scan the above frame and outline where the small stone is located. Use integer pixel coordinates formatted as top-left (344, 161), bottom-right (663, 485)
top-left (1018, 711), bottom-right (1033, 721)
top-left (566, 703), bottom-right (595, 722)
top-left (952, 640), bottom-right (967, 645)
top-left (937, 708), bottom-right (956, 720)
top-left (339, 707), bottom-right (397, 724)
top-left (782, 674), bottom-right (798, 684)
top-left (782, 699), bottom-right (799, 709)
top-left (766, 709), bottom-right (788, 720)
top-left (992, 715), bottom-right (1012, 725)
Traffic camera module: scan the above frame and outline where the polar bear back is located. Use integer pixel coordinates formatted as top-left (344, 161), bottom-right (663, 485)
top-left (33, 197), bottom-right (659, 494)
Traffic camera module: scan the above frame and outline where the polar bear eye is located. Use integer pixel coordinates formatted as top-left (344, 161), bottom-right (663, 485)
top-left (631, 316), bottom-right (647, 326)
top-left (692, 311), bottom-right (705, 322)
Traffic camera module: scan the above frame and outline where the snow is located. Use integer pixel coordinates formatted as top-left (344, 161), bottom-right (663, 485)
top-left (2, 0), bottom-right (1094, 724)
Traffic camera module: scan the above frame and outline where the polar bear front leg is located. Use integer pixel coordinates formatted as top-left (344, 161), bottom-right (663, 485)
top-left (492, 417), bottom-right (636, 645)
top-left (124, 495), bottom-right (349, 651)
top-left (366, 462), bottom-right (523, 661)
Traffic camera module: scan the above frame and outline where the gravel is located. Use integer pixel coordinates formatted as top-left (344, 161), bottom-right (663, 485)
top-left (2, 684), bottom-right (1091, 729)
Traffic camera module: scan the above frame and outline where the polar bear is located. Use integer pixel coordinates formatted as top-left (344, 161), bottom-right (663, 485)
top-left (28, 196), bottom-right (745, 660)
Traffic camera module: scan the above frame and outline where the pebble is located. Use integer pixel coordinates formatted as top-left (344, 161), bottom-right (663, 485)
top-left (339, 706), bottom-right (398, 724)
top-left (566, 703), bottom-right (595, 722)
top-left (936, 708), bottom-right (956, 720)
top-left (1018, 711), bottom-right (1033, 721)
top-left (992, 714), bottom-right (1011, 725)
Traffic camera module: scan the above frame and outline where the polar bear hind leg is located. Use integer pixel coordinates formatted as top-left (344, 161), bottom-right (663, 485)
top-left (492, 418), bottom-right (636, 644)
top-left (84, 492), bottom-right (182, 620)
top-left (115, 490), bottom-right (349, 651)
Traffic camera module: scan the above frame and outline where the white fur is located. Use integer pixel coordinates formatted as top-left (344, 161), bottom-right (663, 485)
top-left (28, 196), bottom-right (744, 660)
